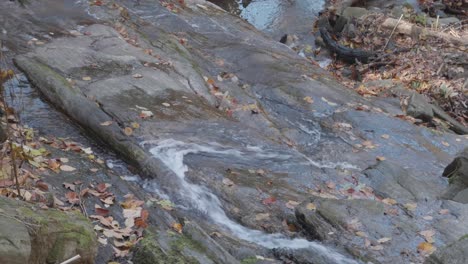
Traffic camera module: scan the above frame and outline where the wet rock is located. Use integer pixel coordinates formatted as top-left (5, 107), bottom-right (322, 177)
top-left (295, 196), bottom-right (385, 241)
top-left (341, 7), bottom-right (370, 19)
top-left (425, 235), bottom-right (468, 264)
top-left (132, 228), bottom-right (200, 264)
top-left (427, 17), bottom-right (460, 27)
top-left (441, 148), bottom-right (468, 201)
top-left (0, 196), bottom-right (97, 264)
top-left (406, 92), bottom-right (434, 121)
top-left (364, 160), bottom-right (439, 202)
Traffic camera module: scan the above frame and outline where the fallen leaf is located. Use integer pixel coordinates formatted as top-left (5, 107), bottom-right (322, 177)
top-left (417, 242), bottom-right (436, 254)
top-left (439, 209), bottom-right (450, 215)
top-left (303, 96), bottom-right (314, 104)
top-left (95, 205), bottom-right (110, 216)
top-left (404, 203), bottom-right (417, 211)
top-left (423, 215), bottom-right (433, 221)
top-left (420, 229), bottom-right (436, 243)
top-left (35, 181), bottom-right (49, 191)
top-left (157, 200), bottom-right (174, 210)
top-left (82, 76), bottom-right (92, 81)
top-left (222, 178), bottom-right (234, 187)
top-left (140, 110), bottom-right (154, 118)
top-left (326, 181), bottom-right (336, 189)
top-left (63, 182), bottom-right (76, 191)
top-left (262, 196), bottom-right (276, 206)
top-left (135, 209), bottom-right (149, 228)
top-left (162, 102), bottom-right (171, 107)
top-left (172, 223), bottom-right (183, 233)
top-left (382, 198), bottom-right (397, 205)
top-left (65, 192), bottom-right (79, 204)
top-left (256, 169), bottom-right (265, 176)
top-left (355, 231), bottom-right (367, 237)
top-left (321, 97), bottom-right (338, 106)
top-left (123, 127), bottom-right (133, 136)
top-left (131, 122), bottom-right (140, 129)
top-left (96, 183), bottom-right (110, 193)
top-left (306, 203), bottom-right (317, 211)
top-left (370, 245), bottom-right (384, 251)
top-left (98, 237), bottom-right (108, 245)
top-left (377, 237), bottom-right (392, 244)
top-left (285, 200), bottom-right (299, 209)
top-left (60, 165), bottom-right (76, 172)
top-left (101, 120), bottom-right (115, 126)
top-left (376, 156), bottom-right (386, 161)
top-left (255, 213), bottom-right (270, 221)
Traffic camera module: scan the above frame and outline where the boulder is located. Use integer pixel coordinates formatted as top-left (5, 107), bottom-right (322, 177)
top-left (364, 160), bottom-right (439, 202)
top-left (425, 235), bottom-right (468, 264)
top-left (441, 148), bottom-right (468, 201)
top-left (295, 196), bottom-right (385, 241)
top-left (0, 196), bottom-right (97, 264)
top-left (341, 7), bottom-right (370, 19)
top-left (406, 92), bottom-right (434, 122)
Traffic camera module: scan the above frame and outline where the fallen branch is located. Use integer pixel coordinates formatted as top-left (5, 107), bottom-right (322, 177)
top-left (381, 18), bottom-right (468, 46)
top-left (60, 255), bottom-right (81, 264)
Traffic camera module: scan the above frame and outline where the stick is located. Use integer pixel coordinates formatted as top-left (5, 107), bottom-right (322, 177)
top-left (60, 255), bottom-right (81, 264)
top-left (383, 14), bottom-right (403, 51)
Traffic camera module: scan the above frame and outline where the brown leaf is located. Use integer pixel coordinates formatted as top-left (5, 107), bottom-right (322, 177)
top-left (60, 165), bottom-right (76, 172)
top-left (262, 196), bottom-right (277, 206)
top-left (96, 183), bottom-right (110, 193)
top-left (95, 205), bottom-right (110, 216)
top-left (65, 192), bottom-right (79, 204)
top-left (35, 181), bottom-right (49, 191)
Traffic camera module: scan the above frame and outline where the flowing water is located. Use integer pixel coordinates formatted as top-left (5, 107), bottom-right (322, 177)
top-left (209, 0), bottom-right (324, 39)
top-left (142, 139), bottom-right (359, 264)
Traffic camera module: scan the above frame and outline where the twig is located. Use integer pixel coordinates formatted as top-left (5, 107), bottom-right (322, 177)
top-left (383, 14), bottom-right (403, 51)
top-left (60, 255), bottom-right (81, 264)
top-left (78, 184), bottom-right (88, 218)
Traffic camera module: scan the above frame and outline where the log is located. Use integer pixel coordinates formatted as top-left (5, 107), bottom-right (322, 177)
top-left (318, 18), bottom-right (376, 63)
top-left (381, 18), bottom-right (468, 46)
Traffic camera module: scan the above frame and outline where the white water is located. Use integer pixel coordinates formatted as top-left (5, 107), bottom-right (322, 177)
top-left (143, 139), bottom-right (358, 264)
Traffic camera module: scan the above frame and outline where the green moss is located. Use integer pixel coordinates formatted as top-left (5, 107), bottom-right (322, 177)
top-left (241, 256), bottom-right (258, 264)
top-left (133, 232), bottom-right (199, 264)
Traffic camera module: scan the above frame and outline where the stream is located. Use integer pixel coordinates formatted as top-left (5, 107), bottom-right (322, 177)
top-left (1, 1), bottom-right (373, 263)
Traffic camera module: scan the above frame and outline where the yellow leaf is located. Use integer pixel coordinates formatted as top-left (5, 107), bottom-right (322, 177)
top-left (306, 203), bottom-right (317, 210)
top-left (404, 203), bottom-right (417, 211)
top-left (417, 242), bottom-right (436, 254)
top-left (131, 122), bottom-right (140, 129)
top-left (303, 96), bottom-right (314, 104)
top-left (172, 223), bottom-right (183, 233)
top-left (376, 156), bottom-right (386, 161)
top-left (124, 127), bottom-right (133, 136)
top-left (82, 76), bottom-right (92, 81)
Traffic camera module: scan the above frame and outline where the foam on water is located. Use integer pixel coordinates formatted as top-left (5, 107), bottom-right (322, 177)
top-left (143, 139), bottom-right (358, 264)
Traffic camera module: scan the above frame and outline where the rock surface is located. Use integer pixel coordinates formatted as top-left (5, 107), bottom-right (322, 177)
top-left (0, 196), bottom-right (97, 264)
top-left (1, 0), bottom-right (467, 263)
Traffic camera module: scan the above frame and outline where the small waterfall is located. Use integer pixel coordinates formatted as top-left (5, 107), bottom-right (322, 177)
top-left (143, 139), bottom-right (358, 264)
